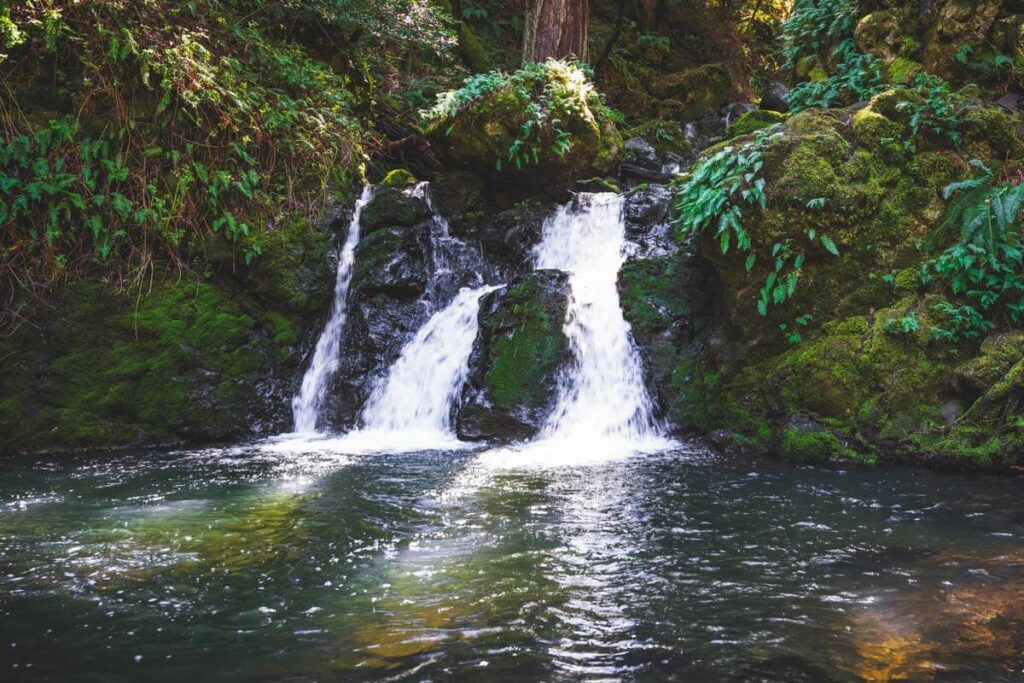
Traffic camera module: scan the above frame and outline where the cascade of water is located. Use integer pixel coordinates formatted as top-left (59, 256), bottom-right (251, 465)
top-left (533, 193), bottom-right (665, 447)
top-left (360, 284), bottom-right (499, 439)
top-left (291, 185), bottom-right (374, 433)
top-left (411, 181), bottom-right (485, 299)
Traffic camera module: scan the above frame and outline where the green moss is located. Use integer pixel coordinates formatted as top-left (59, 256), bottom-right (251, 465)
top-left (725, 110), bottom-right (787, 140)
top-left (483, 275), bottom-right (567, 409)
top-left (425, 61), bottom-right (621, 185)
top-left (851, 107), bottom-right (905, 151)
top-left (886, 57), bottom-right (922, 84)
top-left (245, 212), bottom-right (332, 312)
top-left (381, 168), bottom-right (417, 188)
top-left (649, 63), bottom-right (732, 121)
top-left (0, 276), bottom-right (288, 452)
top-left (619, 258), bottom-right (690, 335)
top-left (780, 427), bottom-right (845, 462)
top-left (961, 106), bottom-right (1024, 159)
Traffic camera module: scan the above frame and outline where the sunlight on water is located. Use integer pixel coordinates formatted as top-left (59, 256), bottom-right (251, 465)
top-left (2, 446), bottom-right (1023, 681)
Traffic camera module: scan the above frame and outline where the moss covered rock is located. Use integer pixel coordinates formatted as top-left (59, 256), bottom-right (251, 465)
top-left (649, 63), bottom-right (732, 121)
top-left (664, 97), bottom-right (1024, 467)
top-left (425, 61), bottom-right (623, 194)
top-left (0, 277), bottom-right (303, 452)
top-left (459, 271), bottom-right (570, 440)
top-left (724, 110), bottom-right (788, 140)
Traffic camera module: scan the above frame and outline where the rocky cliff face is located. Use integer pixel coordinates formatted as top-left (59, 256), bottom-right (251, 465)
top-left (0, 205), bottom-right (346, 452)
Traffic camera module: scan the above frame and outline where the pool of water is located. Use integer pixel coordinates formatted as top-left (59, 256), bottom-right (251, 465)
top-left (2, 440), bottom-right (1023, 681)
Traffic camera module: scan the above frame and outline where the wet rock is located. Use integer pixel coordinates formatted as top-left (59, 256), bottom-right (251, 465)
top-left (760, 80), bottom-right (790, 113)
top-left (623, 184), bottom-right (674, 257)
top-left (624, 137), bottom-right (661, 173)
top-left (459, 271), bottom-right (571, 441)
top-left (359, 186), bottom-right (432, 234)
top-left (350, 226), bottom-right (432, 300)
top-left (475, 200), bottom-right (553, 277)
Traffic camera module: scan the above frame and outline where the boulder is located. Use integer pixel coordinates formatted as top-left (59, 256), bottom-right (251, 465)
top-left (459, 271), bottom-right (570, 441)
top-left (649, 63), bottom-right (732, 121)
top-left (425, 62), bottom-right (623, 194)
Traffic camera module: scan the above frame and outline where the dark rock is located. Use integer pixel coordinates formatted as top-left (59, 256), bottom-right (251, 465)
top-left (350, 226), bottom-right (432, 300)
top-left (624, 137), bottom-right (661, 172)
top-left (359, 186), bottom-right (432, 234)
top-left (623, 184), bottom-right (674, 257)
top-left (760, 80), bottom-right (790, 113)
top-left (475, 200), bottom-right (552, 277)
top-left (459, 271), bottom-right (571, 441)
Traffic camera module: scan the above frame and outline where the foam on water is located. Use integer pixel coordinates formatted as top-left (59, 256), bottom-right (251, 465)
top-left (481, 193), bottom-right (674, 467)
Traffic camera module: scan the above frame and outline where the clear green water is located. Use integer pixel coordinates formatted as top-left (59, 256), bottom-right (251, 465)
top-left (2, 442), bottom-right (1023, 681)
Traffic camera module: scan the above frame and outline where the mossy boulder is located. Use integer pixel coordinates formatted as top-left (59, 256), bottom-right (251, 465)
top-left (696, 106), bottom-right (962, 345)
top-left (724, 110), bottom-right (788, 140)
top-left (664, 97), bottom-right (1024, 466)
top-left (459, 271), bottom-right (570, 441)
top-left (649, 63), bottom-right (732, 121)
top-left (425, 62), bottom-right (623, 193)
top-left (0, 277), bottom-right (303, 453)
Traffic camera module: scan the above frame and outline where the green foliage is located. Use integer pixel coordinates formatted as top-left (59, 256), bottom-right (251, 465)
top-left (896, 73), bottom-right (969, 151)
top-left (424, 60), bottom-right (616, 171)
top-left (780, 314), bottom-right (813, 345)
top-left (0, 0), bottom-right (375, 315)
top-left (636, 32), bottom-right (670, 54)
top-left (782, 0), bottom-right (856, 70)
top-left (883, 312), bottom-right (920, 336)
top-left (954, 44), bottom-right (1015, 83)
top-left (673, 129), bottom-right (775, 257)
top-left (788, 44), bottom-right (885, 111)
top-left (924, 161), bottom-right (1024, 343)
top-left (674, 128), bottom-right (842, 318)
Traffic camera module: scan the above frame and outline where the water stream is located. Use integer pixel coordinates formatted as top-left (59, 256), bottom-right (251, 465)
top-left (357, 284), bottom-right (499, 445)
top-left (291, 185), bottom-right (374, 433)
top-left (534, 193), bottom-right (664, 446)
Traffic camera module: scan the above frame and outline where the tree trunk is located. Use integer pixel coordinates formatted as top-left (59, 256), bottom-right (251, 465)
top-left (522, 0), bottom-right (589, 64)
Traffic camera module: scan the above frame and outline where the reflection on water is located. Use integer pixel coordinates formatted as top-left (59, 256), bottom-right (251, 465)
top-left (1, 441), bottom-right (1023, 681)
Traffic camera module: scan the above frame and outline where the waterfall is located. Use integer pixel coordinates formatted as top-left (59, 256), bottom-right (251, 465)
top-left (531, 193), bottom-right (666, 452)
top-left (291, 185), bottom-right (374, 433)
top-left (357, 284), bottom-right (499, 445)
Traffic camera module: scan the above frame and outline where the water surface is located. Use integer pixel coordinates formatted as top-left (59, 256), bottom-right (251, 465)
top-left (2, 442), bottom-right (1023, 681)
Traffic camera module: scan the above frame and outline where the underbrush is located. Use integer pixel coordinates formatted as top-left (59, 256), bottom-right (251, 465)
top-left (0, 0), bottom-right (456, 326)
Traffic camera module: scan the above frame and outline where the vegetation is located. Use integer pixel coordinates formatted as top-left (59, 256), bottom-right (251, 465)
top-left (424, 59), bottom-right (619, 171)
top-left (924, 161), bottom-right (1024, 344)
top-left (0, 0), bottom-right (459, 324)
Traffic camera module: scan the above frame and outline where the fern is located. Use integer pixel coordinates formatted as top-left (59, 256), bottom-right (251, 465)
top-left (925, 162), bottom-right (1024, 342)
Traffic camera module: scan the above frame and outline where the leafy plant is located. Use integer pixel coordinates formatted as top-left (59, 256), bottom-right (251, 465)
top-left (780, 314), bottom-right (813, 345)
top-left (674, 128), bottom-right (842, 317)
top-left (923, 161), bottom-right (1024, 342)
top-left (884, 312), bottom-right (920, 336)
top-left (424, 60), bottom-right (617, 171)
top-left (0, 0), bottom-right (390, 320)
top-left (636, 32), bottom-right (670, 54)
top-left (788, 44), bottom-right (885, 112)
top-left (896, 73), bottom-right (969, 151)
top-left (782, 0), bottom-right (855, 69)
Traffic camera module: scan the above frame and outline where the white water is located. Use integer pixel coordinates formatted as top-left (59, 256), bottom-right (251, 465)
top-left (482, 193), bottom-right (670, 466)
top-left (291, 185), bottom-right (374, 433)
top-left (353, 284), bottom-right (499, 448)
